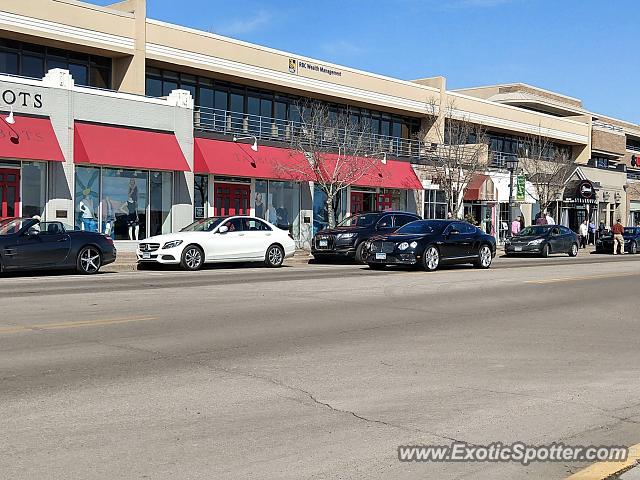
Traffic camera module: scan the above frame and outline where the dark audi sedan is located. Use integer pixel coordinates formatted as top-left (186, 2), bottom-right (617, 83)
top-left (504, 225), bottom-right (579, 257)
top-left (596, 227), bottom-right (640, 254)
top-left (362, 219), bottom-right (496, 271)
top-left (0, 218), bottom-right (116, 274)
top-left (312, 211), bottom-right (420, 263)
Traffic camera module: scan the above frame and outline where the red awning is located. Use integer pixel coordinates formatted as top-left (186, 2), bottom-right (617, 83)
top-left (0, 115), bottom-right (64, 162)
top-left (195, 137), bottom-right (306, 180)
top-left (464, 174), bottom-right (495, 201)
top-left (74, 122), bottom-right (190, 171)
top-left (194, 137), bottom-right (423, 189)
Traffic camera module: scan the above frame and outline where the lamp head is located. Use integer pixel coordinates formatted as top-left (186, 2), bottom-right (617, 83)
top-left (251, 138), bottom-right (258, 152)
top-left (5, 106), bottom-right (15, 125)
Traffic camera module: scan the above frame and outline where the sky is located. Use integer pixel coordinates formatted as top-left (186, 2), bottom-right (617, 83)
top-left (91, 0), bottom-right (639, 123)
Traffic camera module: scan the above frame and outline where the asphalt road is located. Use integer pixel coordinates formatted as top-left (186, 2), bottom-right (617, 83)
top-left (1, 253), bottom-right (640, 479)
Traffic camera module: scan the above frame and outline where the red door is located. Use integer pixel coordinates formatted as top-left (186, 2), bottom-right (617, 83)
top-left (0, 169), bottom-right (20, 219)
top-left (350, 192), bottom-right (364, 214)
top-left (214, 183), bottom-right (250, 216)
top-left (376, 192), bottom-right (393, 211)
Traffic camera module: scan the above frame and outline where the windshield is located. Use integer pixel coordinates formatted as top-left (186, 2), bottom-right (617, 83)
top-left (337, 213), bottom-right (378, 228)
top-left (0, 218), bottom-right (31, 235)
top-left (180, 217), bottom-right (223, 232)
top-left (518, 226), bottom-right (551, 237)
top-left (396, 220), bottom-right (438, 235)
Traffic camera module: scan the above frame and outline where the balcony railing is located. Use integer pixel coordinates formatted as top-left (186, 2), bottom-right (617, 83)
top-left (194, 106), bottom-right (424, 159)
top-left (593, 120), bottom-right (624, 133)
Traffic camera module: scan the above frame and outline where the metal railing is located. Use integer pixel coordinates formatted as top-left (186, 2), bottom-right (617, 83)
top-left (489, 151), bottom-right (516, 169)
top-left (194, 106), bottom-right (424, 159)
top-left (626, 144), bottom-right (640, 153)
top-left (593, 120), bottom-right (624, 133)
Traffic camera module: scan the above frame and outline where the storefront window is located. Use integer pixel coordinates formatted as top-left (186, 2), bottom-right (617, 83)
top-left (423, 190), bottom-right (447, 219)
top-left (313, 186), bottom-right (347, 234)
top-left (22, 162), bottom-right (47, 219)
top-left (255, 180), bottom-right (268, 221)
top-left (74, 166), bottom-right (100, 232)
top-left (102, 169), bottom-right (148, 240)
top-left (254, 180), bottom-right (300, 237)
top-left (149, 171), bottom-right (172, 236)
top-left (194, 174), bottom-right (208, 219)
top-left (385, 189), bottom-right (407, 211)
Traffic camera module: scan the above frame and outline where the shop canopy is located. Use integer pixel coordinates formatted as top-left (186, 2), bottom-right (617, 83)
top-left (464, 174), bottom-right (496, 201)
top-left (74, 122), bottom-right (190, 171)
top-left (194, 137), bottom-right (423, 189)
top-left (0, 115), bottom-right (64, 162)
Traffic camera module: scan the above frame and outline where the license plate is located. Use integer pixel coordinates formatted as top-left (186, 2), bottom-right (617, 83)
top-left (375, 253), bottom-right (387, 260)
top-left (514, 246), bottom-right (522, 252)
top-left (319, 240), bottom-right (328, 247)
top-left (142, 252), bottom-right (151, 259)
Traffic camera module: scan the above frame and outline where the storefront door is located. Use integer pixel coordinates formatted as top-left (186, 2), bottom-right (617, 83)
top-left (214, 183), bottom-right (250, 216)
top-left (0, 169), bottom-right (20, 219)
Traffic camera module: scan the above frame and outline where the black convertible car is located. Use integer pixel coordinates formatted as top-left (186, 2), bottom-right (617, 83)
top-left (0, 218), bottom-right (116, 274)
top-left (362, 219), bottom-right (496, 271)
top-left (596, 227), bottom-right (640, 254)
top-left (504, 225), bottom-right (579, 257)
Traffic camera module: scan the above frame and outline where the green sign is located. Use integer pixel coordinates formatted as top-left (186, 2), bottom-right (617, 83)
top-left (516, 175), bottom-right (526, 202)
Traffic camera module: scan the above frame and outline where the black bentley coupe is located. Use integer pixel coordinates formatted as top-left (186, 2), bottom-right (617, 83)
top-left (0, 218), bottom-right (116, 274)
top-left (362, 219), bottom-right (496, 271)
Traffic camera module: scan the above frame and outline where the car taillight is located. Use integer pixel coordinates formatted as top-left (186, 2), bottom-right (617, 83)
top-left (104, 236), bottom-right (114, 245)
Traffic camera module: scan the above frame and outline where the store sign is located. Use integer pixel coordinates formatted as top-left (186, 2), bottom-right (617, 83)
top-left (1, 89), bottom-right (43, 109)
top-left (288, 58), bottom-right (342, 77)
top-left (577, 180), bottom-right (595, 200)
top-left (516, 175), bottom-right (526, 201)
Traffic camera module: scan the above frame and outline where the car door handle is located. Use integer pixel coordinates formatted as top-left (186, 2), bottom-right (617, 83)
top-left (266, 233), bottom-right (272, 236)
top-left (238, 233), bottom-right (245, 236)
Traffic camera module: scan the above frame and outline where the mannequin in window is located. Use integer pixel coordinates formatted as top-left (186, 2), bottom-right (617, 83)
top-left (79, 190), bottom-right (96, 231)
top-left (125, 178), bottom-right (139, 240)
top-left (103, 196), bottom-right (116, 236)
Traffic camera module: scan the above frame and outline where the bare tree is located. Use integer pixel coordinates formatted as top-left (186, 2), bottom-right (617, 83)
top-left (518, 129), bottom-right (575, 216)
top-left (422, 99), bottom-right (489, 218)
top-left (280, 100), bottom-right (384, 228)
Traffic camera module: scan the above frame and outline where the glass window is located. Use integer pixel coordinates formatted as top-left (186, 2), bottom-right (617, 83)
top-left (0, 50), bottom-right (19, 75)
top-left (394, 214), bottom-right (418, 227)
top-left (199, 87), bottom-right (214, 109)
top-left (90, 67), bottom-right (110, 89)
top-left (69, 63), bottom-right (88, 86)
top-left (74, 166), bottom-right (100, 232)
top-left (21, 54), bottom-right (44, 78)
top-left (377, 215), bottom-right (393, 228)
top-left (146, 76), bottom-right (163, 97)
top-left (162, 80), bottom-right (178, 96)
top-left (149, 171), bottom-right (172, 236)
top-left (254, 180), bottom-right (268, 220)
top-left (101, 169), bottom-right (148, 240)
top-left (242, 218), bottom-right (271, 231)
top-left (214, 89), bottom-right (228, 110)
top-left (268, 180), bottom-right (299, 234)
top-left (424, 190), bottom-right (447, 220)
top-left (194, 174), bottom-right (208, 219)
top-left (22, 162), bottom-right (47, 219)
top-left (222, 217), bottom-right (243, 232)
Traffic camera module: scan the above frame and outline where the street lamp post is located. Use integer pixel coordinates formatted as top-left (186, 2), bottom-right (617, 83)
top-left (506, 155), bottom-right (519, 237)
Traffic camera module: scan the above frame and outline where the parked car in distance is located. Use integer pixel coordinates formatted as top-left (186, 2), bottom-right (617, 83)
top-left (363, 219), bottom-right (496, 271)
top-left (136, 216), bottom-right (295, 270)
top-left (596, 226), bottom-right (640, 254)
top-left (311, 211), bottom-right (420, 263)
top-left (504, 225), bottom-right (579, 257)
top-left (0, 217), bottom-right (116, 274)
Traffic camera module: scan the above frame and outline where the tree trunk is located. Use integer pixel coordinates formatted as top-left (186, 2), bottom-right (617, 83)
top-left (326, 197), bottom-right (336, 228)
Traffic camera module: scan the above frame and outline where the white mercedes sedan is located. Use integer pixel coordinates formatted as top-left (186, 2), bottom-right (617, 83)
top-left (136, 216), bottom-right (296, 270)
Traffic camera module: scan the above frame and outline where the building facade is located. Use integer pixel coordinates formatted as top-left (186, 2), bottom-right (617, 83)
top-left (0, 0), bottom-right (636, 248)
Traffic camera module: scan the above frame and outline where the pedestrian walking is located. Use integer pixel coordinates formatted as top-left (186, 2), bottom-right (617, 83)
top-left (588, 220), bottom-right (596, 245)
top-left (511, 216), bottom-right (521, 236)
top-left (597, 221), bottom-right (606, 242)
top-left (579, 220), bottom-right (588, 249)
top-left (612, 218), bottom-right (625, 255)
top-left (545, 212), bottom-right (555, 225)
top-left (535, 212), bottom-right (547, 225)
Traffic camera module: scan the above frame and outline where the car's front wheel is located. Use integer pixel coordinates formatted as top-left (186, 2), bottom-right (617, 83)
top-left (77, 246), bottom-right (102, 274)
top-left (180, 245), bottom-right (204, 271)
top-left (422, 245), bottom-right (440, 272)
top-left (474, 244), bottom-right (493, 269)
top-left (265, 244), bottom-right (284, 268)
top-left (540, 244), bottom-right (550, 258)
top-left (568, 243), bottom-right (578, 257)
top-left (354, 243), bottom-right (365, 264)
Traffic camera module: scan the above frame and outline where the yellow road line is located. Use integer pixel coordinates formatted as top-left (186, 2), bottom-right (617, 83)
top-left (0, 316), bottom-right (157, 335)
top-left (524, 272), bottom-right (639, 285)
top-left (566, 443), bottom-right (640, 479)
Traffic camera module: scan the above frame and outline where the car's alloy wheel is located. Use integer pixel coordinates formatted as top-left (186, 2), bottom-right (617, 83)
top-left (181, 245), bottom-right (203, 271)
top-left (422, 246), bottom-right (440, 272)
top-left (77, 246), bottom-right (102, 274)
top-left (569, 243), bottom-right (578, 257)
top-left (354, 243), bottom-right (365, 264)
top-left (475, 245), bottom-right (492, 269)
top-left (265, 244), bottom-right (284, 268)
top-left (631, 242), bottom-right (637, 255)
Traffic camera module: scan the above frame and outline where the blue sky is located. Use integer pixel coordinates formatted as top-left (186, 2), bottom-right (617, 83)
top-left (91, 0), bottom-right (639, 123)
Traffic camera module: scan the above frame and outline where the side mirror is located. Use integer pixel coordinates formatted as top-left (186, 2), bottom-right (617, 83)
top-left (24, 228), bottom-right (39, 237)
top-left (448, 229), bottom-right (460, 236)
top-left (218, 225), bottom-right (229, 234)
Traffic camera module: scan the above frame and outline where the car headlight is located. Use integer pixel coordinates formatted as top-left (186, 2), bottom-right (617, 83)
top-left (162, 240), bottom-right (183, 249)
top-left (410, 241), bottom-right (418, 249)
top-left (398, 242), bottom-right (409, 251)
top-left (337, 233), bottom-right (357, 240)
top-left (528, 239), bottom-right (544, 245)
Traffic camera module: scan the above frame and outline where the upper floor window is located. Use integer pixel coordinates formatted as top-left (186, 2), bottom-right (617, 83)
top-left (0, 38), bottom-right (111, 88)
top-left (627, 138), bottom-right (640, 152)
